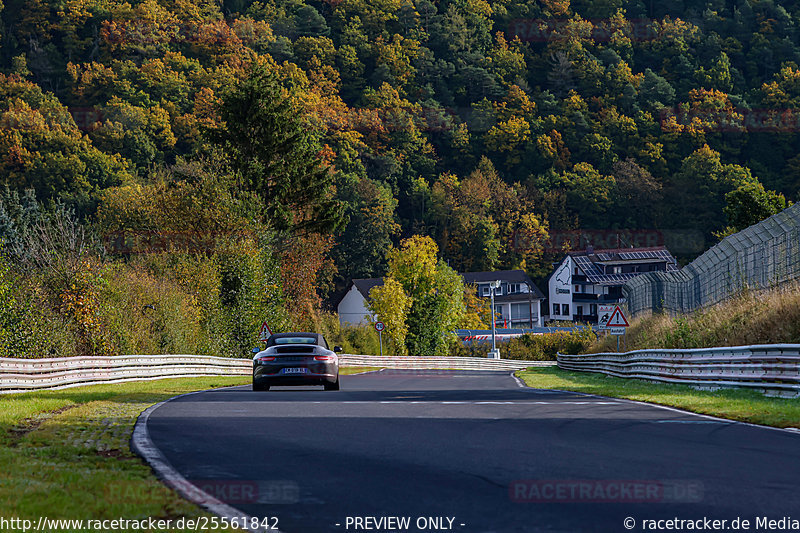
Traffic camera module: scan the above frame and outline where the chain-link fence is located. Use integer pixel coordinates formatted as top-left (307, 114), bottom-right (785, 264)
top-left (624, 203), bottom-right (800, 317)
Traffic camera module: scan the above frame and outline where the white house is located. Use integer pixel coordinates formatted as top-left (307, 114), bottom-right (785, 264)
top-left (337, 270), bottom-right (545, 328)
top-left (337, 278), bottom-right (383, 326)
top-left (547, 246), bottom-right (678, 324)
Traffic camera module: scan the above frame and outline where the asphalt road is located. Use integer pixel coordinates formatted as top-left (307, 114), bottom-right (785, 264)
top-left (144, 370), bottom-right (800, 533)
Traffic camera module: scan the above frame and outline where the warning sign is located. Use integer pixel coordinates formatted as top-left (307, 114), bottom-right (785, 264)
top-left (598, 305), bottom-right (615, 330)
top-left (606, 306), bottom-right (629, 328)
top-left (258, 321), bottom-right (272, 342)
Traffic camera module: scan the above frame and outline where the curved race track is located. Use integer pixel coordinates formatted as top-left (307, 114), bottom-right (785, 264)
top-left (141, 369), bottom-right (800, 533)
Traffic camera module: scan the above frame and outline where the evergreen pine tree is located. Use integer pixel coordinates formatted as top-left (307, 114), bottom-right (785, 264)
top-left (208, 64), bottom-right (344, 235)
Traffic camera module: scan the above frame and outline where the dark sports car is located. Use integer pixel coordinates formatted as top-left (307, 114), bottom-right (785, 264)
top-left (252, 332), bottom-right (341, 391)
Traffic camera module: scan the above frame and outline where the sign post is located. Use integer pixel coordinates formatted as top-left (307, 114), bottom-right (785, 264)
top-left (605, 306), bottom-right (630, 352)
top-left (258, 320), bottom-right (272, 343)
top-left (374, 321), bottom-right (385, 357)
top-left (488, 280), bottom-right (501, 359)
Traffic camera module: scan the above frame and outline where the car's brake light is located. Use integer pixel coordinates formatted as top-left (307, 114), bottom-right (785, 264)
top-left (258, 356), bottom-right (276, 362)
top-left (314, 355), bottom-right (336, 362)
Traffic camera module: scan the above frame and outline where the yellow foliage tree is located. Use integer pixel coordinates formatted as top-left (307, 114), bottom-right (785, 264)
top-left (367, 277), bottom-right (411, 355)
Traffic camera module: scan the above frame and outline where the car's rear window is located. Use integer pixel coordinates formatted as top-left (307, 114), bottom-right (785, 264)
top-left (273, 337), bottom-right (317, 345)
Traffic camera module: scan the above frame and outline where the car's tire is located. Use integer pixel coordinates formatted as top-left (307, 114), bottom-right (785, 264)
top-left (324, 378), bottom-right (340, 391)
top-left (253, 381), bottom-right (269, 391)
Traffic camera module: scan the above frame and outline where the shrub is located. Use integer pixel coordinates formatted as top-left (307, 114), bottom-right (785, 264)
top-left (448, 329), bottom-right (595, 360)
top-left (98, 263), bottom-right (209, 356)
top-left (0, 249), bottom-right (85, 359)
top-left (317, 313), bottom-right (395, 356)
top-left (499, 329), bottom-right (595, 360)
top-left (127, 235), bottom-right (290, 357)
top-left (449, 340), bottom-right (491, 358)
top-left (0, 250), bottom-right (13, 355)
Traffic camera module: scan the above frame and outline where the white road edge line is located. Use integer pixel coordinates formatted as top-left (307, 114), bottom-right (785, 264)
top-left (511, 369), bottom-right (800, 436)
top-left (131, 387), bottom-right (283, 533)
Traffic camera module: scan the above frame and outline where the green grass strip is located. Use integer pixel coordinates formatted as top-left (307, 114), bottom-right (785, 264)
top-left (0, 365), bottom-right (384, 531)
top-left (339, 366), bottom-right (383, 375)
top-left (516, 366), bottom-right (800, 429)
top-left (0, 377), bottom-right (257, 532)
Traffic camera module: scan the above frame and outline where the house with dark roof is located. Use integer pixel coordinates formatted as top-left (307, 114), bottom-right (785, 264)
top-left (337, 270), bottom-right (545, 327)
top-left (462, 270), bottom-right (545, 328)
top-left (547, 246), bottom-right (678, 324)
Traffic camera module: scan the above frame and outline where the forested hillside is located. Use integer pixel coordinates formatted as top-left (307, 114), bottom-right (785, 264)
top-left (0, 0), bottom-right (799, 356)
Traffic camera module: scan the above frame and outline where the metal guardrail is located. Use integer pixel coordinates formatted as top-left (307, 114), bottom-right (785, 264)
top-left (0, 354), bottom-right (551, 393)
top-left (340, 355), bottom-right (551, 371)
top-left (0, 354), bottom-right (251, 392)
top-left (557, 344), bottom-right (800, 397)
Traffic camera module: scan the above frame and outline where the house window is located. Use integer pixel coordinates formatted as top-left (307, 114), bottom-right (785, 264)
top-left (590, 304), bottom-right (597, 315)
top-left (511, 303), bottom-right (530, 320)
top-left (574, 285), bottom-right (580, 293)
top-left (613, 266), bottom-right (622, 274)
top-left (482, 285), bottom-right (490, 297)
top-left (574, 267), bottom-right (579, 275)
top-left (577, 305), bottom-right (583, 316)
top-left (508, 283), bottom-right (521, 294)
top-left (632, 266), bottom-right (640, 273)
top-left (562, 304), bottom-right (570, 315)
top-left (553, 303), bottom-right (560, 316)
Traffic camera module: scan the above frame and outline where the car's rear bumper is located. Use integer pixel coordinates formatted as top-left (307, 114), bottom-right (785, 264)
top-left (254, 374), bottom-right (338, 386)
top-left (253, 364), bottom-right (339, 386)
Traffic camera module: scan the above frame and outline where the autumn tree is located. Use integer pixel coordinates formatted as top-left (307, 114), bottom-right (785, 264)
top-left (668, 145), bottom-right (758, 235)
top-left (430, 157), bottom-right (548, 273)
top-left (368, 236), bottom-right (464, 356)
top-left (611, 158), bottom-right (663, 228)
top-left (0, 74), bottom-right (132, 215)
top-left (367, 277), bottom-right (411, 355)
top-left (332, 176), bottom-right (400, 284)
top-left (717, 182), bottom-right (788, 238)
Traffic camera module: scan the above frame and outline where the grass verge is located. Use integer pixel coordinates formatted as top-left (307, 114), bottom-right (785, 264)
top-left (589, 283), bottom-right (800, 353)
top-left (0, 367), bottom-right (385, 531)
top-left (1, 376), bottom-right (249, 532)
top-left (340, 366), bottom-right (383, 375)
top-left (516, 366), bottom-right (800, 429)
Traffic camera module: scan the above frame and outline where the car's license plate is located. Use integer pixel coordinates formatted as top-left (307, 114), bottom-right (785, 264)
top-left (283, 367), bottom-right (307, 374)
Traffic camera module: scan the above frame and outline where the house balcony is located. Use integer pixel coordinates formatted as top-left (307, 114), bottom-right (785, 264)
top-left (572, 314), bottom-right (598, 324)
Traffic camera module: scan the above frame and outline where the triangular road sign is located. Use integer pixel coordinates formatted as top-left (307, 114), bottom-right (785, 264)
top-left (606, 306), bottom-right (629, 328)
top-left (258, 320), bottom-right (272, 342)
